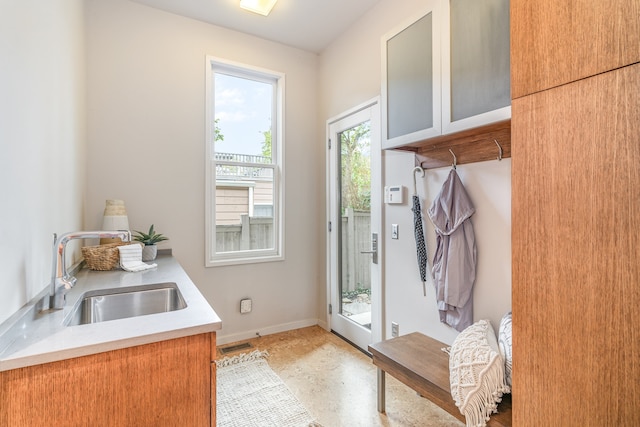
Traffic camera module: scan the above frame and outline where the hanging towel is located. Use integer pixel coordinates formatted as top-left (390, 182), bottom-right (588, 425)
top-left (117, 243), bottom-right (157, 272)
top-left (427, 169), bottom-right (476, 332)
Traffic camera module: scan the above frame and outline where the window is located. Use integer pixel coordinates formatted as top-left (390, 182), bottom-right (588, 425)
top-left (205, 57), bottom-right (284, 266)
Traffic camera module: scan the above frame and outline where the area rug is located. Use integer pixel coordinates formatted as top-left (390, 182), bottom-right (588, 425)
top-left (216, 350), bottom-right (322, 427)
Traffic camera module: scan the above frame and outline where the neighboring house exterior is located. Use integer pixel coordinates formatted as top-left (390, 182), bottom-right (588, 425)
top-left (215, 152), bottom-right (274, 225)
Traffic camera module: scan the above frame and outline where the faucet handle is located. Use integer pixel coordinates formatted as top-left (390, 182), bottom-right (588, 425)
top-left (63, 276), bottom-right (77, 290)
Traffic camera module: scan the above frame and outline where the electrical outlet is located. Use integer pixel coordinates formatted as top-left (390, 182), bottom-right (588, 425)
top-left (391, 322), bottom-right (399, 337)
top-left (240, 298), bottom-right (252, 314)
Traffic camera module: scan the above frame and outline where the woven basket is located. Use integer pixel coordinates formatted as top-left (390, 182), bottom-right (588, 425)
top-left (81, 242), bottom-right (125, 271)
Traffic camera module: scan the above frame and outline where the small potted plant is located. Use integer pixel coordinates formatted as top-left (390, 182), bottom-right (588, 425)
top-left (133, 224), bottom-right (169, 261)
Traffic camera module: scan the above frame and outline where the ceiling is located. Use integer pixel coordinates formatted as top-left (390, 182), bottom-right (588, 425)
top-left (130, 0), bottom-right (383, 53)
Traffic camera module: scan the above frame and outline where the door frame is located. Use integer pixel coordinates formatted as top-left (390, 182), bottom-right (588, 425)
top-left (326, 97), bottom-right (383, 350)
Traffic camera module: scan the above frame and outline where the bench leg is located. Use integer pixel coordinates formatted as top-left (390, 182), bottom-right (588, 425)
top-left (377, 368), bottom-right (386, 413)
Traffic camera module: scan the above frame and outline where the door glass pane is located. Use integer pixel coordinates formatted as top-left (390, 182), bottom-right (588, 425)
top-left (338, 120), bottom-right (372, 330)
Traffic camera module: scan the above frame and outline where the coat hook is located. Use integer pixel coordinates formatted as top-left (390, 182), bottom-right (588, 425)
top-left (494, 139), bottom-right (503, 161)
top-left (448, 149), bottom-right (457, 169)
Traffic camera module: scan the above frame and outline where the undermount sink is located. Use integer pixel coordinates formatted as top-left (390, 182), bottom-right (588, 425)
top-left (65, 282), bottom-right (187, 326)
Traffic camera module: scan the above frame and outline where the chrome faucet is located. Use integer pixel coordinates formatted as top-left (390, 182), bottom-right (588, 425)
top-left (48, 230), bottom-right (132, 310)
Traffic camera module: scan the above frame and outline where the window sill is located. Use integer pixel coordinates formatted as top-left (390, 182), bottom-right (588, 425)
top-left (206, 253), bottom-right (284, 268)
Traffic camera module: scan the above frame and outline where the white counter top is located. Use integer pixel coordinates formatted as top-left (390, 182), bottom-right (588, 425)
top-left (0, 256), bottom-right (221, 372)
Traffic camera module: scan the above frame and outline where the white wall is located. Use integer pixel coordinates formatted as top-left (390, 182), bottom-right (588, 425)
top-left (319, 0), bottom-right (512, 344)
top-left (384, 153), bottom-right (512, 344)
top-left (0, 0), bottom-right (86, 325)
top-left (85, 0), bottom-right (321, 344)
top-left (1, 0), bottom-right (511, 345)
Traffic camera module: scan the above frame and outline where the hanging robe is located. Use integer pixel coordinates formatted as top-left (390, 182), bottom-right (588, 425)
top-left (427, 169), bottom-right (476, 332)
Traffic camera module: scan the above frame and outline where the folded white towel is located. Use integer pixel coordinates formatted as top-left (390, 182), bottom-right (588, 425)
top-left (117, 243), bottom-right (157, 272)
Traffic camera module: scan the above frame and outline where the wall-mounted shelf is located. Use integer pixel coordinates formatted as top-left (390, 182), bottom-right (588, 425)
top-left (388, 119), bottom-right (511, 169)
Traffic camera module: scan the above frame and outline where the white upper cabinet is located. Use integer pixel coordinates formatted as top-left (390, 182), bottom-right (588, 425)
top-left (382, 0), bottom-right (510, 149)
top-left (442, 0), bottom-right (510, 133)
top-left (381, 1), bottom-right (442, 149)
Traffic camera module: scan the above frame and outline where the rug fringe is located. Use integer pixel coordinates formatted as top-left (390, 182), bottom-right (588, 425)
top-left (216, 349), bottom-right (269, 368)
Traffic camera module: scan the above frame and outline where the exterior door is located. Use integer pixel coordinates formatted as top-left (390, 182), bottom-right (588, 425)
top-left (327, 99), bottom-right (381, 352)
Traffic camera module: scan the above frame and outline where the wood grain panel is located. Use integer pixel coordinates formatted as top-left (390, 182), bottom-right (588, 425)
top-left (511, 0), bottom-right (640, 98)
top-left (393, 120), bottom-right (511, 169)
top-left (0, 333), bottom-right (213, 427)
top-left (512, 63), bottom-right (640, 426)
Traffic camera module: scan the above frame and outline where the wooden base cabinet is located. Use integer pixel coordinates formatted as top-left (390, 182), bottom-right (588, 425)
top-left (0, 333), bottom-right (216, 427)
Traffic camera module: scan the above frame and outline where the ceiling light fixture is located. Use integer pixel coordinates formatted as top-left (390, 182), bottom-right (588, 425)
top-left (239, 0), bottom-right (277, 16)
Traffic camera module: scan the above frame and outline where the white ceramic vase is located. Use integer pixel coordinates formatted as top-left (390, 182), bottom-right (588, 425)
top-left (101, 200), bottom-right (129, 244)
top-left (142, 244), bottom-right (157, 262)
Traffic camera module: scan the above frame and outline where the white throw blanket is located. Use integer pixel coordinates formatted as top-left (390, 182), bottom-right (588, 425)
top-left (117, 243), bottom-right (157, 272)
top-left (449, 320), bottom-right (510, 427)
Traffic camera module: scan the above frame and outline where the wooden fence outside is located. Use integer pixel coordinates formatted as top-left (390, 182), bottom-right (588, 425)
top-left (216, 215), bottom-right (273, 252)
top-left (341, 209), bottom-right (371, 293)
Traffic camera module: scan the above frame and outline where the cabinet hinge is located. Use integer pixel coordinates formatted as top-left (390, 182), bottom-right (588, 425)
top-left (328, 138), bottom-right (331, 149)
top-left (328, 303), bottom-right (332, 314)
top-left (328, 221), bottom-right (332, 232)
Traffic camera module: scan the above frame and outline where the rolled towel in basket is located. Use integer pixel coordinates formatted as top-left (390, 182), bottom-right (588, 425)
top-left (117, 243), bottom-right (157, 272)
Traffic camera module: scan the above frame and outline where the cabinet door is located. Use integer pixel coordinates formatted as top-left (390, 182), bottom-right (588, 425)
top-left (512, 63), bottom-right (640, 426)
top-left (381, 1), bottom-right (441, 149)
top-left (0, 334), bottom-right (212, 426)
top-left (511, 0), bottom-right (640, 99)
top-left (441, 0), bottom-right (511, 134)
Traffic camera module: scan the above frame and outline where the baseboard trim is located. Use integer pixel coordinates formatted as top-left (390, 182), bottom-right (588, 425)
top-left (216, 318), bottom-right (320, 345)
top-left (317, 319), bottom-right (329, 331)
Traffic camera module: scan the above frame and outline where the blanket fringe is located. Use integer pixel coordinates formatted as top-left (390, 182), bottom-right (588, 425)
top-left (459, 356), bottom-right (510, 427)
top-left (216, 349), bottom-right (269, 368)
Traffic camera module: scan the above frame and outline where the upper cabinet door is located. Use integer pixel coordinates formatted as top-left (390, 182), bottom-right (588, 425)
top-left (441, 0), bottom-right (511, 134)
top-left (511, 0), bottom-right (640, 99)
top-left (381, 2), bottom-right (442, 149)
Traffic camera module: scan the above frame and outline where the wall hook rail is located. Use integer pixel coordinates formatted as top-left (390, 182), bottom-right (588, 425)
top-left (495, 139), bottom-right (503, 161)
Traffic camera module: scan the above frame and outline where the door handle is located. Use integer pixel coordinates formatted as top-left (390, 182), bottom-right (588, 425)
top-left (360, 232), bottom-right (378, 264)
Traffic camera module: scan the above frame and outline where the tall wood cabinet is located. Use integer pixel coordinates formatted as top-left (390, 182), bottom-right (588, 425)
top-left (511, 1), bottom-right (640, 425)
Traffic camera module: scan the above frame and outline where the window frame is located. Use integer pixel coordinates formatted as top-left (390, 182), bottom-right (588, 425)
top-left (205, 56), bottom-right (285, 267)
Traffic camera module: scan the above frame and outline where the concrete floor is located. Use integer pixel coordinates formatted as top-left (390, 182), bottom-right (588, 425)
top-left (217, 326), bottom-right (463, 427)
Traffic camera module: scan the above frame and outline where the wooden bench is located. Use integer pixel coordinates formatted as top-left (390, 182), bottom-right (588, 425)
top-left (369, 332), bottom-right (512, 427)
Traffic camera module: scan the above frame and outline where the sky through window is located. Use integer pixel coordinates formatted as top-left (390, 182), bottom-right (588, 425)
top-left (214, 73), bottom-right (272, 157)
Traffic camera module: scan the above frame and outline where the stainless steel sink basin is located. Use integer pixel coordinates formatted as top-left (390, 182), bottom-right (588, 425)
top-left (65, 282), bottom-right (187, 326)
